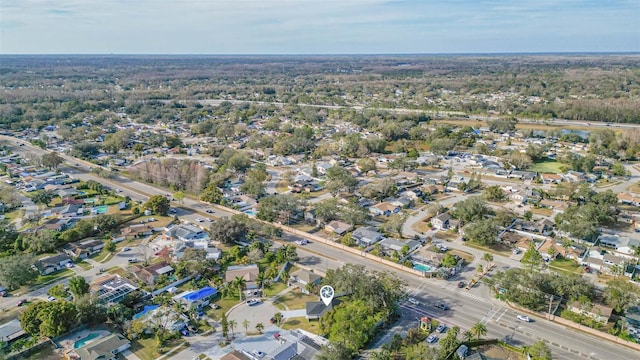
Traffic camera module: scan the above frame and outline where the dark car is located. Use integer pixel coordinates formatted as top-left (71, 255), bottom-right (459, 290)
top-left (435, 303), bottom-right (449, 311)
top-left (457, 281), bottom-right (465, 288)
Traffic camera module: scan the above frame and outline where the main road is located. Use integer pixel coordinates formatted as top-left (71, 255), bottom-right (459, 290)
top-left (3, 137), bottom-right (638, 359)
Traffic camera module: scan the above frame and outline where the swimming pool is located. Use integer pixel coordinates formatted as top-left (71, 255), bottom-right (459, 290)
top-left (133, 304), bottom-right (160, 320)
top-left (413, 262), bottom-right (432, 272)
top-left (74, 333), bottom-right (101, 349)
top-left (94, 205), bottom-right (108, 214)
top-left (244, 210), bottom-right (257, 216)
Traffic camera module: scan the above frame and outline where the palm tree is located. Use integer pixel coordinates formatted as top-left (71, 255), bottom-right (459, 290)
top-left (305, 282), bottom-right (318, 295)
top-left (256, 272), bottom-right (268, 290)
top-left (233, 276), bottom-right (246, 300)
top-left (255, 322), bottom-right (264, 334)
top-left (482, 253), bottom-right (493, 264)
top-left (228, 319), bottom-right (237, 337)
top-left (272, 312), bottom-right (284, 325)
top-left (242, 319), bottom-right (250, 334)
top-left (470, 322), bottom-right (487, 340)
top-left (463, 330), bottom-right (473, 342)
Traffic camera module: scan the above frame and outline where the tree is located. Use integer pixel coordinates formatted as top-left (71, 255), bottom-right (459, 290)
top-left (438, 325), bottom-right (460, 359)
top-left (173, 191), bottom-right (185, 205)
top-left (228, 319), bottom-right (237, 337)
top-left (508, 152), bottom-right (532, 170)
top-left (321, 300), bottom-right (378, 353)
top-left (0, 254), bottom-right (38, 289)
top-left (325, 165), bottom-right (357, 195)
top-left (19, 300), bottom-right (78, 337)
top-left (453, 197), bottom-right (491, 224)
top-left (463, 218), bottom-right (499, 245)
top-left (356, 158), bottom-right (376, 173)
top-left (382, 213), bottom-right (408, 237)
top-left (340, 203), bottom-right (371, 226)
top-left (257, 194), bottom-right (304, 223)
top-left (240, 177), bottom-right (265, 199)
top-left (208, 217), bottom-right (247, 244)
top-left (242, 319), bottom-right (250, 334)
top-left (41, 152), bottom-right (64, 170)
top-left (200, 183), bottom-right (223, 204)
top-left (482, 185), bottom-right (507, 202)
top-left (441, 254), bottom-right (458, 268)
top-left (470, 322), bottom-right (487, 340)
top-left (255, 322), bottom-right (264, 334)
top-left (47, 284), bottom-right (68, 299)
top-left (144, 195), bottom-right (170, 215)
top-left (32, 190), bottom-right (55, 207)
top-left (488, 118), bottom-right (517, 133)
top-left (317, 342), bottom-right (352, 360)
top-left (521, 244), bottom-right (546, 272)
top-left (221, 313), bottom-right (229, 339)
top-left (272, 312), bottom-right (284, 325)
top-left (483, 253), bottom-right (494, 264)
top-left (68, 276), bottom-right (90, 297)
top-left (232, 276), bottom-right (246, 300)
top-left (104, 239), bottom-right (116, 253)
top-left (527, 340), bottom-right (553, 360)
top-left (604, 278), bottom-right (640, 313)
top-left (314, 198), bottom-right (340, 224)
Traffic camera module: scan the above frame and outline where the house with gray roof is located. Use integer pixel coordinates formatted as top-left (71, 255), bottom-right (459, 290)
top-left (0, 319), bottom-right (26, 344)
top-left (71, 333), bottom-right (131, 360)
top-left (33, 253), bottom-right (72, 275)
top-left (352, 226), bottom-right (384, 247)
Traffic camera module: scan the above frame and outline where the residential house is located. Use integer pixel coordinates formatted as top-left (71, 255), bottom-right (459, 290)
top-left (369, 202), bottom-right (401, 217)
top-left (388, 196), bottom-right (413, 209)
top-left (541, 173), bottom-right (563, 184)
top-left (121, 224), bottom-right (154, 239)
top-left (378, 238), bottom-right (421, 255)
top-left (91, 274), bottom-right (139, 304)
top-left (498, 231), bottom-right (530, 247)
top-left (33, 253), bottom-right (73, 275)
top-left (290, 268), bottom-right (322, 294)
top-left (624, 306), bottom-right (640, 341)
top-left (431, 213), bottom-right (452, 230)
top-left (598, 235), bottom-right (640, 256)
top-left (352, 226), bottom-right (384, 247)
top-left (173, 286), bottom-right (218, 310)
top-left (62, 239), bottom-right (104, 259)
top-left (132, 262), bottom-right (174, 285)
top-left (163, 224), bottom-right (209, 243)
top-left (510, 191), bottom-right (528, 205)
top-left (225, 264), bottom-right (260, 289)
top-left (306, 299), bottom-right (337, 320)
top-left (565, 171), bottom-right (586, 182)
top-left (0, 319), bottom-right (26, 344)
top-left (51, 203), bottom-right (83, 218)
top-left (603, 253), bottom-right (627, 273)
top-left (221, 350), bottom-right (252, 360)
top-left (324, 220), bottom-right (353, 235)
top-left (539, 199), bottom-right (569, 214)
top-left (537, 240), bottom-right (566, 261)
top-left (41, 217), bottom-right (75, 232)
top-left (618, 192), bottom-right (640, 207)
top-left (71, 333), bottom-right (131, 360)
top-left (569, 302), bottom-right (613, 324)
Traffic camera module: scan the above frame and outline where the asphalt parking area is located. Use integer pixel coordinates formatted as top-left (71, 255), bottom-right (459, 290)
top-left (227, 300), bottom-right (279, 331)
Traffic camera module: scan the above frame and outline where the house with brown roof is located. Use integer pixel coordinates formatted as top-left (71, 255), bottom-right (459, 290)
top-left (132, 261), bottom-right (174, 285)
top-left (541, 173), bottom-right (563, 184)
top-left (369, 202), bottom-right (401, 217)
top-left (618, 192), bottom-right (640, 207)
top-left (539, 199), bottom-right (569, 214)
top-left (221, 350), bottom-right (252, 360)
top-left (537, 240), bottom-right (566, 260)
top-left (569, 302), bottom-right (613, 324)
top-left (324, 220), bottom-right (353, 235)
top-left (121, 224), bottom-right (154, 238)
top-left (62, 239), bottom-right (104, 259)
top-left (225, 264), bottom-right (260, 290)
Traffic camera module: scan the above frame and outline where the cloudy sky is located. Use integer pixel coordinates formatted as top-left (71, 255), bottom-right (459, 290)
top-left (1, 0), bottom-right (638, 54)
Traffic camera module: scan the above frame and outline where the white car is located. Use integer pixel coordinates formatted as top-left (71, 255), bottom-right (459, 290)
top-left (426, 335), bottom-right (438, 343)
top-left (195, 218), bottom-right (204, 222)
top-left (246, 298), bottom-right (262, 306)
top-left (46, 296), bottom-right (56, 302)
top-left (295, 239), bottom-right (309, 245)
top-left (517, 315), bottom-right (530, 322)
top-left (408, 297), bottom-right (421, 306)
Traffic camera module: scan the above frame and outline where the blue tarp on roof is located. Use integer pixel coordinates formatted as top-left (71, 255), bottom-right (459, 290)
top-left (182, 286), bottom-right (217, 302)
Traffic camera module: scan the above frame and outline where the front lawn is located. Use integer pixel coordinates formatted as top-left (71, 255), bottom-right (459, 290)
top-left (205, 297), bottom-right (241, 321)
top-left (36, 268), bottom-right (74, 285)
top-left (263, 282), bottom-right (289, 297)
top-left (549, 258), bottom-right (583, 274)
top-left (74, 260), bottom-right (93, 270)
top-left (274, 291), bottom-right (318, 310)
top-left (281, 317), bottom-right (322, 335)
top-left (131, 337), bottom-right (186, 360)
top-left (529, 161), bottom-right (567, 173)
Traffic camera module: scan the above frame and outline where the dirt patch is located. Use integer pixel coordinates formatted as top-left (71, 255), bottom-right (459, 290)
top-left (477, 344), bottom-right (525, 360)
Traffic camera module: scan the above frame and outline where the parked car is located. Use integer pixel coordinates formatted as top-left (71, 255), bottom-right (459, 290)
top-left (426, 335), bottom-right (438, 343)
top-left (517, 315), bottom-right (531, 322)
top-left (253, 350), bottom-right (266, 358)
top-left (122, 247), bottom-right (131, 252)
top-left (246, 298), bottom-right (261, 306)
top-left (457, 281), bottom-right (465, 288)
top-left (46, 296), bottom-right (56, 302)
top-left (17, 299), bottom-right (27, 306)
top-left (408, 297), bottom-right (421, 306)
top-left (295, 239), bottom-right (309, 245)
top-left (65, 262), bottom-right (74, 268)
top-left (436, 324), bottom-right (447, 333)
top-left (206, 209), bottom-right (214, 213)
top-left (0, 291), bottom-right (7, 297)
top-left (434, 303), bottom-right (449, 311)
top-left (210, 303), bottom-right (220, 309)
top-left (128, 258), bottom-right (139, 263)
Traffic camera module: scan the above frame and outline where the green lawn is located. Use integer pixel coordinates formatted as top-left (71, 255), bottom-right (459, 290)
top-left (205, 297), bottom-right (241, 321)
top-left (131, 337), bottom-right (186, 360)
top-left (36, 268), bottom-right (74, 285)
top-left (529, 161), bottom-right (567, 173)
top-left (549, 258), bottom-right (583, 274)
top-left (75, 260), bottom-right (93, 270)
top-left (274, 291), bottom-right (318, 310)
top-left (281, 317), bottom-right (321, 335)
top-left (263, 282), bottom-right (289, 297)
top-left (92, 250), bottom-right (115, 263)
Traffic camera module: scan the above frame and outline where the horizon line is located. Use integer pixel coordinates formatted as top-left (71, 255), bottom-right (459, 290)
top-left (1, 51), bottom-right (639, 57)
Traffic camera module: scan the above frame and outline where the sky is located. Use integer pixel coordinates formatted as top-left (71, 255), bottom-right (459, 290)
top-left (1, 0), bottom-right (639, 54)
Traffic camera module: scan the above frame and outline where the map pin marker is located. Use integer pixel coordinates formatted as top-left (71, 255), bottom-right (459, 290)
top-left (320, 285), bottom-right (334, 306)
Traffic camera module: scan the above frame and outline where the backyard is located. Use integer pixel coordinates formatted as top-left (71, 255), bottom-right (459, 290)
top-left (529, 161), bottom-right (567, 173)
top-left (549, 258), bottom-right (583, 274)
top-left (274, 291), bottom-right (317, 311)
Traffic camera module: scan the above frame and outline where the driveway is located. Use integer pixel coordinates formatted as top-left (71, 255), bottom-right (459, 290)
top-left (227, 300), bottom-right (279, 332)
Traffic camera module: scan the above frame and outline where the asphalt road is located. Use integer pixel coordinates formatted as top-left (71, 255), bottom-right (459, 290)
top-left (3, 136), bottom-right (638, 359)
